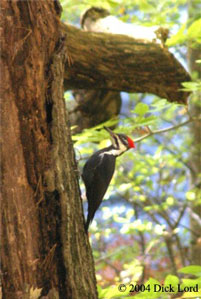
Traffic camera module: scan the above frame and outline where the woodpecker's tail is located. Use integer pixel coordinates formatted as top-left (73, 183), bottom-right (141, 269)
top-left (84, 221), bottom-right (89, 232)
top-left (85, 208), bottom-right (96, 232)
top-left (84, 215), bottom-right (91, 232)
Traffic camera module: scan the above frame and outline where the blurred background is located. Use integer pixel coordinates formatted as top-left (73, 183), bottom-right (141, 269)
top-left (61, 0), bottom-right (201, 297)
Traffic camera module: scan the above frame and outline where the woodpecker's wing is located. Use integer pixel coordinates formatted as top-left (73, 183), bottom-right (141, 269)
top-left (82, 151), bottom-right (116, 230)
top-left (82, 151), bottom-right (116, 196)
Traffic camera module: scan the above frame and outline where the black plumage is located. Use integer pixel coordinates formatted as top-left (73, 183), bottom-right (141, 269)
top-left (82, 146), bottom-right (116, 231)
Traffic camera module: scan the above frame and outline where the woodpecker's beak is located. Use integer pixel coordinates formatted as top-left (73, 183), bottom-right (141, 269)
top-left (104, 126), bottom-right (116, 137)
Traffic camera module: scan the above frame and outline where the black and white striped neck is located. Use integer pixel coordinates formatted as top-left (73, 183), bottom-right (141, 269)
top-left (100, 144), bottom-right (128, 157)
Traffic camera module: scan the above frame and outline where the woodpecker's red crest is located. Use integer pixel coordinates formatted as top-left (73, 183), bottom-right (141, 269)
top-left (127, 136), bottom-right (135, 149)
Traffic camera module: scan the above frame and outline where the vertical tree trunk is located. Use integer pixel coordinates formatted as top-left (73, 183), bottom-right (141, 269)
top-left (188, 1), bottom-right (201, 265)
top-left (1, 1), bottom-right (97, 298)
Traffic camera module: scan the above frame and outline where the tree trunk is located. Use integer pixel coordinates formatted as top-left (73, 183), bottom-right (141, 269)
top-left (1, 1), bottom-right (97, 298)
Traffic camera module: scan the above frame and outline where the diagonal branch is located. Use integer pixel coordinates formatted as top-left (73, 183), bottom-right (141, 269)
top-left (62, 23), bottom-right (191, 104)
top-left (134, 117), bottom-right (201, 143)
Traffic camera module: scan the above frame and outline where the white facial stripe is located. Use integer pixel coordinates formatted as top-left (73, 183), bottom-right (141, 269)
top-left (116, 136), bottom-right (127, 150)
top-left (112, 135), bottom-right (119, 148)
top-left (101, 146), bottom-right (127, 157)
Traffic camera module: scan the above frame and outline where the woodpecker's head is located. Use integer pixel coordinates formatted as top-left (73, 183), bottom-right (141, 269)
top-left (104, 127), bottom-right (135, 155)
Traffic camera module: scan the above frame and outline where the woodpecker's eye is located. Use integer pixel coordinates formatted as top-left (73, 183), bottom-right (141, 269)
top-left (118, 134), bottom-right (129, 146)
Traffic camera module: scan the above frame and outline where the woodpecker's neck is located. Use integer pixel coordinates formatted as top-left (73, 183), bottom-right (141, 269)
top-left (101, 144), bottom-right (127, 157)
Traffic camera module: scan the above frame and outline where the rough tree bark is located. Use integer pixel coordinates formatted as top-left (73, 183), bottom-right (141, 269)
top-left (1, 1), bottom-right (97, 298)
top-left (63, 24), bottom-right (190, 104)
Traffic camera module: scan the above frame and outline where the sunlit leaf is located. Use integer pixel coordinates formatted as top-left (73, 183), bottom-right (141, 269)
top-left (181, 289), bottom-right (201, 298)
top-left (186, 191), bottom-right (196, 201)
top-left (166, 196), bottom-right (175, 206)
top-left (133, 278), bottom-right (162, 299)
top-left (133, 103), bottom-right (149, 116)
top-left (179, 265), bottom-right (201, 277)
top-left (187, 18), bottom-right (201, 44)
top-left (166, 23), bottom-right (186, 46)
top-left (164, 275), bottom-right (179, 293)
top-left (181, 81), bottom-right (201, 92)
top-left (98, 284), bottom-right (130, 298)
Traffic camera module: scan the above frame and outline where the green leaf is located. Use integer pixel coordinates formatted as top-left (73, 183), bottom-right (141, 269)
top-left (98, 284), bottom-right (130, 299)
top-left (119, 183), bottom-right (133, 192)
top-left (187, 18), bottom-right (201, 44)
top-left (150, 99), bottom-right (175, 112)
top-left (181, 81), bottom-right (201, 92)
top-left (180, 277), bottom-right (201, 298)
top-left (182, 289), bottom-right (201, 298)
top-left (133, 103), bottom-right (149, 116)
top-left (134, 278), bottom-right (163, 299)
top-left (72, 118), bottom-right (118, 143)
top-left (166, 23), bottom-right (186, 46)
top-left (164, 275), bottom-right (179, 293)
top-left (178, 265), bottom-right (201, 277)
top-left (135, 115), bottom-right (157, 126)
top-left (186, 191), bottom-right (196, 201)
top-left (166, 196), bottom-right (175, 206)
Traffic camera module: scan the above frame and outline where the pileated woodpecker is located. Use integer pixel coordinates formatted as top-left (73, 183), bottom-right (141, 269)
top-left (82, 126), bottom-right (135, 231)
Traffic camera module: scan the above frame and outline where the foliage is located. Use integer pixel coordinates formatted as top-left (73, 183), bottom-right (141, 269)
top-left (96, 266), bottom-right (201, 298)
top-left (60, 0), bottom-right (201, 296)
top-left (167, 18), bottom-right (201, 47)
top-left (97, 269), bottom-right (201, 298)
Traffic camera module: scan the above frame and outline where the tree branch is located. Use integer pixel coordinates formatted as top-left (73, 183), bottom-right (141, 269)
top-left (62, 23), bottom-right (190, 104)
top-left (134, 117), bottom-right (201, 143)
